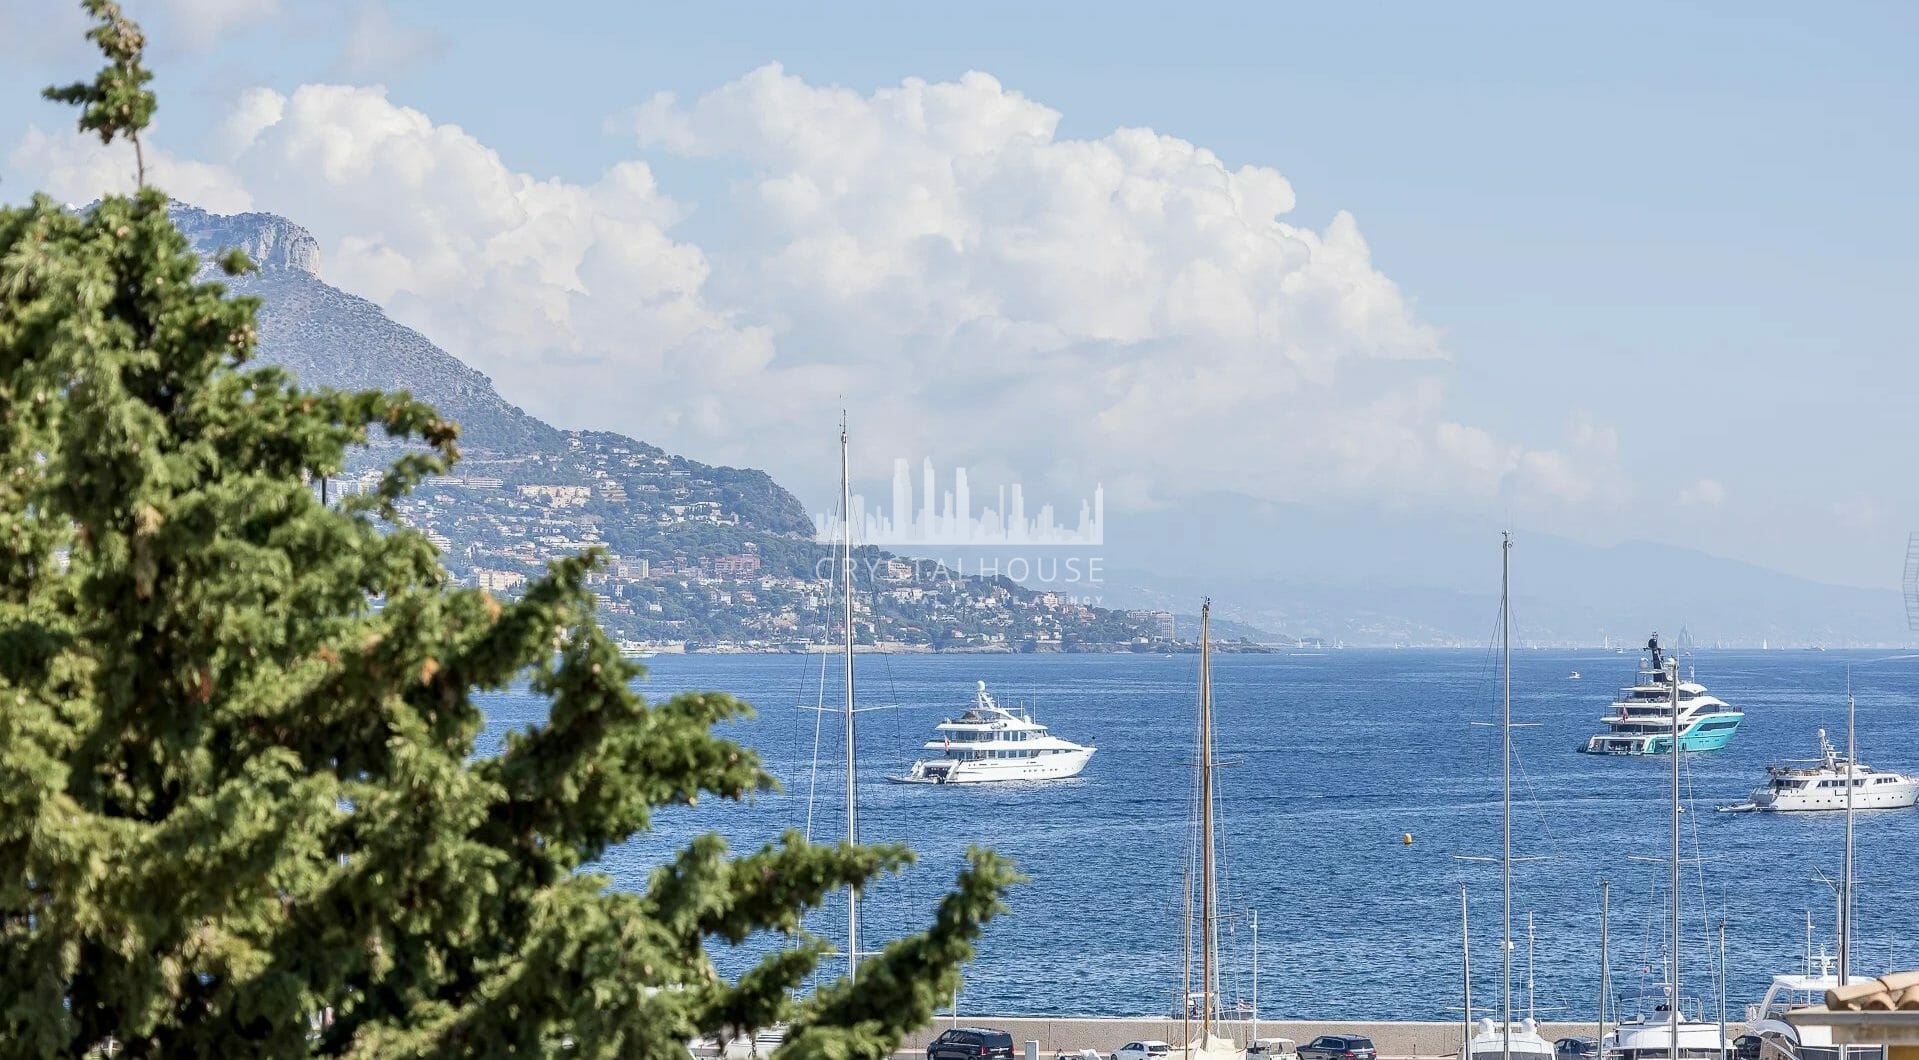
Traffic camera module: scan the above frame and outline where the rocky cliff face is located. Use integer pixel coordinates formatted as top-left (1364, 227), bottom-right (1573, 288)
top-left (171, 202), bottom-right (322, 275)
top-left (166, 202), bottom-right (815, 536)
top-left (171, 202), bottom-right (563, 456)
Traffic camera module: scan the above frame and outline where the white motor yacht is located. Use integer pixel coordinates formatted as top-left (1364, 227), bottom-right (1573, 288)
top-left (893, 682), bottom-right (1094, 784)
top-left (1746, 730), bottom-right (1919, 812)
top-left (1581, 634), bottom-right (1743, 756)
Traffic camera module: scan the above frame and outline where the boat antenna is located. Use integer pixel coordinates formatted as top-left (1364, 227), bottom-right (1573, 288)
top-left (840, 411), bottom-right (859, 981)
top-left (1805, 910), bottom-right (1813, 979)
top-left (1527, 912), bottom-right (1536, 1023)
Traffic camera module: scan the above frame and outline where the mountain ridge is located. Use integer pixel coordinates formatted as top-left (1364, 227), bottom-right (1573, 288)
top-left (170, 202), bottom-right (1160, 650)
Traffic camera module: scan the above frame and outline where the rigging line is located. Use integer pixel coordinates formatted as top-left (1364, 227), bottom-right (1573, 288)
top-left (881, 648), bottom-right (906, 773)
top-left (805, 645), bottom-right (828, 842)
top-left (1509, 742), bottom-right (1569, 866)
top-left (1683, 747), bottom-right (1721, 1008)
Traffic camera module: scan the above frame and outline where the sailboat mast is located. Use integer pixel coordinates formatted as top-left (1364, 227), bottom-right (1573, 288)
top-left (1599, 881), bottom-right (1610, 1056)
top-left (1200, 599), bottom-right (1217, 1040)
top-left (1727, 917), bottom-right (1742, 1060)
top-left (1501, 532), bottom-right (1513, 1060)
top-left (1840, 689), bottom-right (1855, 985)
top-left (1252, 908), bottom-right (1260, 1045)
top-left (1463, 885), bottom-right (1474, 1060)
top-left (1668, 653), bottom-right (1681, 1060)
top-left (841, 415), bottom-right (859, 980)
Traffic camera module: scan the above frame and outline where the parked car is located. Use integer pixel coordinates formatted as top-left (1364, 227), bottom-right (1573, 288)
top-left (1298, 1036), bottom-right (1378, 1060)
top-left (929, 1028), bottom-right (1016, 1060)
top-left (1555, 1039), bottom-right (1599, 1060)
top-left (1249, 1039), bottom-right (1301, 1060)
top-left (1113, 1041), bottom-right (1174, 1060)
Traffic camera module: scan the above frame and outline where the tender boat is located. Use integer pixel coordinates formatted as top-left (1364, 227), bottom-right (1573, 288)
top-left (1581, 634), bottom-right (1743, 755)
top-left (1570, 671), bottom-right (1581, 680)
top-left (1746, 730), bottom-right (1918, 812)
top-left (892, 681), bottom-right (1094, 784)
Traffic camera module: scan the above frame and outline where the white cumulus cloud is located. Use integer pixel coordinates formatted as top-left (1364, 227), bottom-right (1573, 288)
top-left (625, 65), bottom-right (1605, 511)
top-left (7, 66), bottom-right (1625, 519)
top-left (8, 125), bottom-right (254, 213)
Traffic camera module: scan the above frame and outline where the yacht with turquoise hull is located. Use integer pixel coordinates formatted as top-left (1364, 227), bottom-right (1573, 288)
top-left (1580, 634), bottom-right (1743, 755)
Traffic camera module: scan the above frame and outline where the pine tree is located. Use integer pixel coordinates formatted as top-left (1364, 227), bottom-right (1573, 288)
top-left (0, 4), bottom-right (1018, 1055)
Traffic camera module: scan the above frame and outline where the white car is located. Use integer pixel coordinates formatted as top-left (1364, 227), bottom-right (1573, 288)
top-left (1249, 1040), bottom-right (1300, 1060)
top-left (1114, 1042), bottom-right (1173, 1060)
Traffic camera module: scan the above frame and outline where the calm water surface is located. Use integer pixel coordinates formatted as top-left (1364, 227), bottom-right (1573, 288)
top-left (478, 649), bottom-right (1919, 1020)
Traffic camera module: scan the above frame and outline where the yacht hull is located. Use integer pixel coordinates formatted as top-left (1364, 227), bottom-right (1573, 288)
top-left (1751, 779), bottom-right (1919, 811)
top-left (892, 747), bottom-right (1094, 784)
top-left (1582, 713), bottom-right (1743, 755)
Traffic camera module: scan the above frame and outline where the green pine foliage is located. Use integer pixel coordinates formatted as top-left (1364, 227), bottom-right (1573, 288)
top-left (0, 4), bottom-right (1018, 1055)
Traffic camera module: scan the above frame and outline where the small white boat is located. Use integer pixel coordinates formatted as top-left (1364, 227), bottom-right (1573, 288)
top-left (1746, 729), bottom-right (1918, 812)
top-left (892, 682), bottom-right (1094, 784)
top-left (1569, 671), bottom-right (1581, 680)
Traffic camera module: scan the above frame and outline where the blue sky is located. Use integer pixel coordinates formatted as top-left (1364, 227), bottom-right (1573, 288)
top-left (3, 1), bottom-right (1916, 589)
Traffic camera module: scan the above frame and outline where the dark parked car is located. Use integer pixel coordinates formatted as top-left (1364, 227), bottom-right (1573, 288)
top-left (1299, 1036), bottom-right (1378, 1060)
top-left (1555, 1039), bottom-right (1599, 1060)
top-left (929, 1028), bottom-right (1017, 1060)
top-left (1550, 1036), bottom-right (1596, 1060)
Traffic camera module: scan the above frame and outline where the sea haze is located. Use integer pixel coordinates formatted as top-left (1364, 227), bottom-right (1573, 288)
top-left (478, 649), bottom-right (1919, 1020)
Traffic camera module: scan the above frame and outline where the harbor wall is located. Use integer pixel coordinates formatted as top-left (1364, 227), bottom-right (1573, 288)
top-left (897, 1020), bottom-right (1608, 1060)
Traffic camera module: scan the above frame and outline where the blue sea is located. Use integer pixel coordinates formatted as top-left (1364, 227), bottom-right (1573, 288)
top-left (477, 649), bottom-right (1919, 1021)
